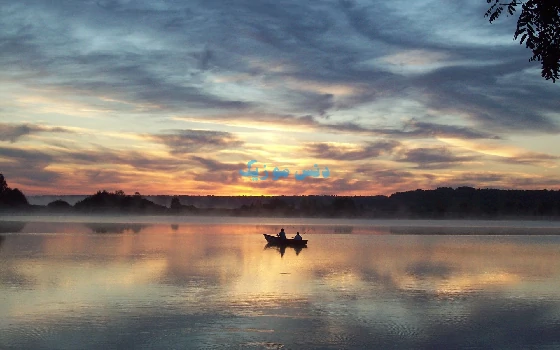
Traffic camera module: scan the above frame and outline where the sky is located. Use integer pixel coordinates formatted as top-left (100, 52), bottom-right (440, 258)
top-left (1, 0), bottom-right (559, 196)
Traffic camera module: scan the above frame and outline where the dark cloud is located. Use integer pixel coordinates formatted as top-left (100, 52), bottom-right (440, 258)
top-left (189, 156), bottom-right (243, 172)
top-left (444, 172), bottom-right (508, 186)
top-left (397, 147), bottom-right (479, 169)
top-left (402, 120), bottom-right (501, 140)
top-left (0, 146), bottom-right (54, 164)
top-left (0, 123), bottom-right (72, 142)
top-left (305, 140), bottom-right (400, 160)
top-left (0, 147), bottom-right (59, 187)
top-left (353, 166), bottom-right (415, 186)
top-left (149, 130), bottom-right (243, 154)
top-left (192, 171), bottom-right (241, 185)
top-left (412, 63), bottom-right (560, 132)
top-left (495, 152), bottom-right (559, 166)
top-left (3, 0), bottom-right (558, 130)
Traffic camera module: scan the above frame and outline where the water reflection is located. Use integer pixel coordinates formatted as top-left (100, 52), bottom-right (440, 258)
top-left (1, 220), bottom-right (560, 349)
top-left (264, 243), bottom-right (306, 257)
top-left (84, 222), bottom-right (147, 234)
top-left (0, 221), bottom-right (25, 233)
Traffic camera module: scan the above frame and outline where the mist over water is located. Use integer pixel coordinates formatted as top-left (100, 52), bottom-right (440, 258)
top-left (1, 217), bottom-right (560, 349)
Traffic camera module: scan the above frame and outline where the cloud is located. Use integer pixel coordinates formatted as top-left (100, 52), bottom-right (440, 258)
top-left (1, 0), bottom-right (559, 195)
top-left (305, 140), bottom-right (400, 160)
top-left (495, 152), bottom-right (559, 166)
top-left (0, 147), bottom-right (59, 187)
top-left (189, 156), bottom-right (243, 172)
top-left (397, 147), bottom-right (479, 169)
top-left (0, 146), bottom-right (54, 164)
top-left (353, 166), bottom-right (415, 186)
top-left (403, 120), bottom-right (501, 140)
top-left (0, 143), bottom-right (199, 192)
top-left (149, 130), bottom-right (244, 154)
top-left (0, 123), bottom-right (72, 143)
top-left (188, 156), bottom-right (244, 184)
top-left (412, 63), bottom-right (560, 133)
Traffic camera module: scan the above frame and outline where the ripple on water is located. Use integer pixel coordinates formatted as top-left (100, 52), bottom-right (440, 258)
top-left (241, 342), bottom-right (285, 349)
top-left (2, 323), bottom-right (57, 348)
top-left (381, 319), bottom-right (423, 340)
top-left (326, 332), bottom-right (360, 346)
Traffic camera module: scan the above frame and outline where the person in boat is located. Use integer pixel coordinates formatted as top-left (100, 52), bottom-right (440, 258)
top-left (277, 228), bottom-right (287, 240)
top-left (294, 232), bottom-right (302, 240)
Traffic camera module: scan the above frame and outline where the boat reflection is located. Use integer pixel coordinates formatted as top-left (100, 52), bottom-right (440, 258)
top-left (264, 243), bottom-right (306, 257)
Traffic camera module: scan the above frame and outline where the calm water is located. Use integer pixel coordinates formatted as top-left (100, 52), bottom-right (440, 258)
top-left (2, 217), bottom-right (560, 349)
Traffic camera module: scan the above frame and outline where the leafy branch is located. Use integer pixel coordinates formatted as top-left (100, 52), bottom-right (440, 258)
top-left (486, 0), bottom-right (560, 82)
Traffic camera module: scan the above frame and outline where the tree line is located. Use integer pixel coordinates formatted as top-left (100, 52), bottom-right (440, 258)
top-left (1, 174), bottom-right (559, 218)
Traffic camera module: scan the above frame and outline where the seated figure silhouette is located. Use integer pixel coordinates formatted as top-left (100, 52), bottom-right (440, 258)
top-left (277, 228), bottom-right (287, 239)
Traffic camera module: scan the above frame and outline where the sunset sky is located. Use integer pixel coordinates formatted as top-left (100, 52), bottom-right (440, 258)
top-left (1, 0), bottom-right (559, 196)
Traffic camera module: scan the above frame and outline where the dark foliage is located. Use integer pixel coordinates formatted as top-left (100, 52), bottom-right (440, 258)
top-left (47, 200), bottom-right (72, 210)
top-left (168, 195), bottom-right (198, 213)
top-left (0, 174), bottom-right (7, 193)
top-left (231, 189), bottom-right (560, 218)
top-left (0, 174), bottom-right (29, 208)
top-left (486, 0), bottom-right (560, 82)
top-left (170, 196), bottom-right (182, 210)
top-left (74, 190), bottom-right (167, 213)
top-left (389, 187), bottom-right (560, 218)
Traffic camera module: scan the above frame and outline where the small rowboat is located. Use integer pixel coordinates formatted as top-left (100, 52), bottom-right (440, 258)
top-left (263, 234), bottom-right (307, 246)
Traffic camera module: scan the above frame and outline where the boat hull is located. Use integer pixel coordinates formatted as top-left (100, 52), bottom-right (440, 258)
top-left (263, 234), bottom-right (307, 246)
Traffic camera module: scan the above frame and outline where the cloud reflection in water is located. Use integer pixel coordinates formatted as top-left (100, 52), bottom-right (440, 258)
top-left (1, 221), bottom-right (560, 349)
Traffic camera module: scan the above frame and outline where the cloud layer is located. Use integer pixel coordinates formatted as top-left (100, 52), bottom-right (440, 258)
top-left (0, 0), bottom-right (559, 195)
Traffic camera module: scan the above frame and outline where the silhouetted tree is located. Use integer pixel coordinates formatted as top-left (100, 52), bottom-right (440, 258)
top-left (0, 174), bottom-right (7, 193)
top-left (486, 0), bottom-right (560, 82)
top-left (74, 190), bottom-right (166, 213)
top-left (170, 196), bottom-right (182, 210)
top-left (47, 199), bottom-right (72, 210)
top-left (0, 174), bottom-right (29, 208)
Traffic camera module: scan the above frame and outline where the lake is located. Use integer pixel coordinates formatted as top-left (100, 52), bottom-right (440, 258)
top-left (2, 216), bottom-right (560, 349)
